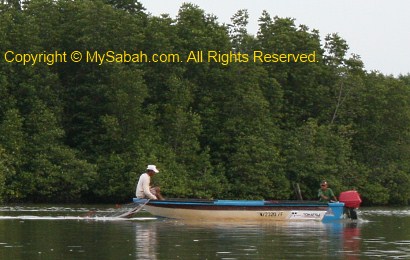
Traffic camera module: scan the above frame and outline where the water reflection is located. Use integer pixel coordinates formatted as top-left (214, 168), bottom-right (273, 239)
top-left (134, 223), bottom-right (157, 260)
top-left (321, 222), bottom-right (361, 259)
top-left (132, 219), bottom-right (364, 259)
top-left (342, 223), bottom-right (361, 259)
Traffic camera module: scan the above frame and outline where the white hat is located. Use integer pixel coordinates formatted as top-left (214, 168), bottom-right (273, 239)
top-left (147, 165), bottom-right (159, 173)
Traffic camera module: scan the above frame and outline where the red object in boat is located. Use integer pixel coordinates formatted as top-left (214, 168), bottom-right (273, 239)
top-left (339, 190), bottom-right (362, 208)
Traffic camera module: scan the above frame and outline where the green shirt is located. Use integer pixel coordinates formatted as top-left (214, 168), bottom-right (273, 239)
top-left (318, 188), bottom-right (336, 202)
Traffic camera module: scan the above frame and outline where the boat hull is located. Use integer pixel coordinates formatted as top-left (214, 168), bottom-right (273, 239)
top-left (144, 206), bottom-right (326, 221)
top-left (133, 199), bottom-right (345, 222)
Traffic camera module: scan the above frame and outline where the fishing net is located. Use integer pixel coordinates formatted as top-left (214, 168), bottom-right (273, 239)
top-left (83, 200), bottom-right (149, 219)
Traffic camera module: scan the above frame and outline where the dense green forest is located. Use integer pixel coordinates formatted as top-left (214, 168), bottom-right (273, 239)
top-left (0, 0), bottom-right (409, 205)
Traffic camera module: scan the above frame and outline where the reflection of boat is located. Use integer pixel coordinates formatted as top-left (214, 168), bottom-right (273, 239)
top-left (132, 191), bottom-right (361, 222)
top-left (134, 223), bottom-right (157, 260)
top-left (342, 222), bottom-right (361, 259)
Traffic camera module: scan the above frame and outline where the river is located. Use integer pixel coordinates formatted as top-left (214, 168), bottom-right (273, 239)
top-left (0, 205), bottom-right (409, 259)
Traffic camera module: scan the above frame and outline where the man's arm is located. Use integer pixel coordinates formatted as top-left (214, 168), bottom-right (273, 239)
top-left (330, 189), bottom-right (337, 201)
top-left (142, 174), bottom-right (157, 200)
top-left (318, 190), bottom-right (326, 200)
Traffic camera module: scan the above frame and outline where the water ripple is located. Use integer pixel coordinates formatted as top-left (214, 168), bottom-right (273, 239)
top-left (0, 215), bottom-right (156, 221)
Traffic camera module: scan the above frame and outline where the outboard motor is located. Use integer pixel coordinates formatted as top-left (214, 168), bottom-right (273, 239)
top-left (339, 190), bottom-right (362, 220)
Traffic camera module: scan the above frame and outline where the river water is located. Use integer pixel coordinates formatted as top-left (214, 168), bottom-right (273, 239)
top-left (0, 205), bottom-right (409, 259)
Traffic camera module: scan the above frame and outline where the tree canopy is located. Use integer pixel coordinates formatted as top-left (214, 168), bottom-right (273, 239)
top-left (0, 0), bottom-right (409, 205)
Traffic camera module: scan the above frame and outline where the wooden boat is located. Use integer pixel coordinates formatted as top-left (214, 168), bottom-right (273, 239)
top-left (132, 190), bottom-right (361, 222)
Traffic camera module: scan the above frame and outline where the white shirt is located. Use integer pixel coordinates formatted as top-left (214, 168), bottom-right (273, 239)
top-left (135, 173), bottom-right (157, 199)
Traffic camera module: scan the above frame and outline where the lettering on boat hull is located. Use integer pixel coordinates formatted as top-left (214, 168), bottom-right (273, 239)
top-left (259, 211), bottom-right (284, 217)
top-left (289, 211), bottom-right (325, 220)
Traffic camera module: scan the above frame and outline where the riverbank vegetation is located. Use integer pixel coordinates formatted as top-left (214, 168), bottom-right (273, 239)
top-left (1, 0), bottom-right (409, 205)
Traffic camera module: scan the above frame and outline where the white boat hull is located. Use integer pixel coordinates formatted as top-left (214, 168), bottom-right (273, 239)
top-left (144, 205), bottom-right (327, 221)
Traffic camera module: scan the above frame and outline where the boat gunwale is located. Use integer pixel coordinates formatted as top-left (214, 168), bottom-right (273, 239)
top-left (133, 198), bottom-right (332, 208)
top-left (144, 205), bottom-right (329, 211)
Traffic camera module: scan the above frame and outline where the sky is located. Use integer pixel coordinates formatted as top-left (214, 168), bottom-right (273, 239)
top-left (139, 0), bottom-right (410, 76)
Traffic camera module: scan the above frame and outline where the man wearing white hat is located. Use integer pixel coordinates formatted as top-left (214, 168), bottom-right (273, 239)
top-left (135, 165), bottom-right (164, 200)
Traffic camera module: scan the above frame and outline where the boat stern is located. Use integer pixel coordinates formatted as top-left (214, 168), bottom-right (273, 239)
top-left (323, 202), bottom-right (345, 222)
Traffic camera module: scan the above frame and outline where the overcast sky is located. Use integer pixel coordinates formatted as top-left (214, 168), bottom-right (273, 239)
top-left (139, 0), bottom-right (409, 76)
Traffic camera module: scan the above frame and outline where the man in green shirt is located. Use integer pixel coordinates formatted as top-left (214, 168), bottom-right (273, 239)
top-left (318, 181), bottom-right (337, 202)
